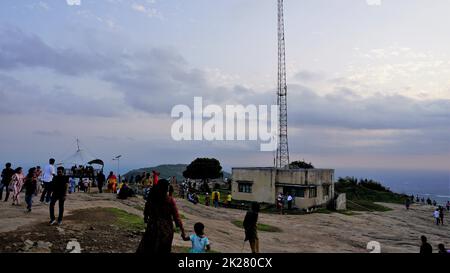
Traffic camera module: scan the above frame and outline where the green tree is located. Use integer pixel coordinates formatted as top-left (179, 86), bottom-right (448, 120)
top-left (289, 160), bottom-right (315, 169)
top-left (183, 158), bottom-right (223, 193)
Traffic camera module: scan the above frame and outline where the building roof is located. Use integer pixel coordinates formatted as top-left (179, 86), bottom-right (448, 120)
top-left (232, 167), bottom-right (334, 172)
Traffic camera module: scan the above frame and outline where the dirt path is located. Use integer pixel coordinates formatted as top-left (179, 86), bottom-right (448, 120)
top-left (0, 191), bottom-right (449, 253)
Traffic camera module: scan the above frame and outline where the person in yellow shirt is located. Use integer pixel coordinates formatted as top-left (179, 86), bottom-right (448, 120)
top-left (212, 190), bottom-right (220, 208)
top-left (226, 193), bottom-right (232, 208)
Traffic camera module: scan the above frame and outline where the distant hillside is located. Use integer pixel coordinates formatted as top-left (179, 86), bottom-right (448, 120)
top-left (123, 164), bottom-right (231, 183)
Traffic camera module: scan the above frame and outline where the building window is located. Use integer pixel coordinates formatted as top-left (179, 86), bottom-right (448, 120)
top-left (283, 187), bottom-right (305, 198)
top-left (238, 183), bottom-right (252, 193)
top-left (323, 185), bottom-right (330, 196)
top-left (309, 187), bottom-right (317, 198)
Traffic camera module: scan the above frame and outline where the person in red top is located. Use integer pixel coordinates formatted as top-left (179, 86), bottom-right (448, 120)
top-left (152, 170), bottom-right (160, 186)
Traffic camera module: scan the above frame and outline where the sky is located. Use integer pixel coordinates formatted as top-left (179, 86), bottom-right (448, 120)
top-left (0, 0), bottom-right (449, 175)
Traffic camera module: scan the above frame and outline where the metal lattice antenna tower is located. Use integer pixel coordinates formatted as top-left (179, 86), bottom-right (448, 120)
top-left (275, 0), bottom-right (290, 169)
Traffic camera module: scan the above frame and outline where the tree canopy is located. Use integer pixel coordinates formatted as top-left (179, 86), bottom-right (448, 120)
top-left (289, 160), bottom-right (315, 169)
top-left (183, 158), bottom-right (223, 181)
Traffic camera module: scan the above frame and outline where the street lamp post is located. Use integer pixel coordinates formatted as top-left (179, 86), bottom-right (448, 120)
top-left (113, 155), bottom-right (122, 183)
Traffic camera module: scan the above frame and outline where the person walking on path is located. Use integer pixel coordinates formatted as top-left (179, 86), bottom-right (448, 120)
top-left (49, 167), bottom-right (69, 226)
top-left (137, 179), bottom-right (185, 253)
top-left (40, 158), bottom-right (55, 204)
top-left (243, 202), bottom-right (260, 253)
top-left (0, 163), bottom-right (14, 202)
top-left (24, 168), bottom-right (38, 212)
top-left (405, 198), bottom-right (411, 210)
top-left (11, 167), bottom-right (24, 206)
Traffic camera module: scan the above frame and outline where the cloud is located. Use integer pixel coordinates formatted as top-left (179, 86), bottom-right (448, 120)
top-left (0, 26), bottom-right (113, 76)
top-left (0, 74), bottom-right (123, 117)
top-left (366, 0), bottom-right (382, 6)
top-left (33, 130), bottom-right (63, 137)
top-left (66, 0), bottom-right (81, 6)
top-left (285, 84), bottom-right (450, 131)
top-left (294, 70), bottom-right (325, 82)
top-left (131, 3), bottom-right (162, 19)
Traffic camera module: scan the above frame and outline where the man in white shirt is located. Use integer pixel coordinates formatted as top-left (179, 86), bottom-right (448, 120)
top-left (287, 194), bottom-right (293, 210)
top-left (40, 158), bottom-right (56, 204)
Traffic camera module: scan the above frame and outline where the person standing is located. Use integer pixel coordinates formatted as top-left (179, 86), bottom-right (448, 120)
top-left (107, 172), bottom-right (117, 193)
top-left (49, 167), bottom-right (69, 225)
top-left (0, 163), bottom-right (14, 202)
top-left (243, 202), bottom-right (260, 253)
top-left (24, 168), bottom-right (38, 213)
top-left (11, 167), bottom-right (25, 206)
top-left (40, 158), bottom-right (56, 204)
top-left (68, 177), bottom-right (77, 194)
top-left (439, 206), bottom-right (445, 226)
top-left (287, 194), bottom-right (293, 210)
top-left (213, 190), bottom-right (220, 208)
top-left (405, 198), bottom-right (411, 210)
top-left (152, 170), bottom-right (160, 186)
top-left (205, 193), bottom-right (210, 206)
top-left (226, 193), bottom-right (232, 208)
top-left (447, 201), bottom-right (450, 212)
top-left (137, 179), bottom-right (185, 253)
top-left (35, 166), bottom-right (43, 197)
top-left (96, 171), bottom-right (106, 193)
top-left (434, 209), bottom-right (441, 225)
top-left (420, 236), bottom-right (432, 254)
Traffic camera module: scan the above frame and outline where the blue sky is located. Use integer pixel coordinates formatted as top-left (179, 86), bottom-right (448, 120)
top-left (0, 0), bottom-right (449, 174)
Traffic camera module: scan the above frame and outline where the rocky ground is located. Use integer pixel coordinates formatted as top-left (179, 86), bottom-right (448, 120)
top-left (0, 190), bottom-right (449, 253)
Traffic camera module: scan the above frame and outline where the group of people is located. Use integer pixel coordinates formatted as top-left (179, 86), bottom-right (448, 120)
top-left (433, 206), bottom-right (446, 226)
top-left (410, 195), bottom-right (449, 209)
top-left (420, 236), bottom-right (450, 254)
top-left (0, 159), bottom-right (134, 226)
top-left (405, 195), bottom-right (449, 226)
top-left (1, 159), bottom-right (70, 225)
top-left (277, 192), bottom-right (294, 213)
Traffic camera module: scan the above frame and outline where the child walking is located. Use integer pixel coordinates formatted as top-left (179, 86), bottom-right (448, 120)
top-left (182, 222), bottom-right (211, 253)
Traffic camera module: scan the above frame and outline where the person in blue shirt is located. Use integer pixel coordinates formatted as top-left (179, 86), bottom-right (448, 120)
top-left (182, 222), bottom-right (211, 253)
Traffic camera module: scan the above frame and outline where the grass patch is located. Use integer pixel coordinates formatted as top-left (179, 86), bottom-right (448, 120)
top-left (133, 205), bottom-right (144, 211)
top-left (104, 208), bottom-right (145, 231)
top-left (314, 208), bottom-right (332, 214)
top-left (231, 220), bottom-right (282, 233)
top-left (346, 200), bottom-right (392, 212)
